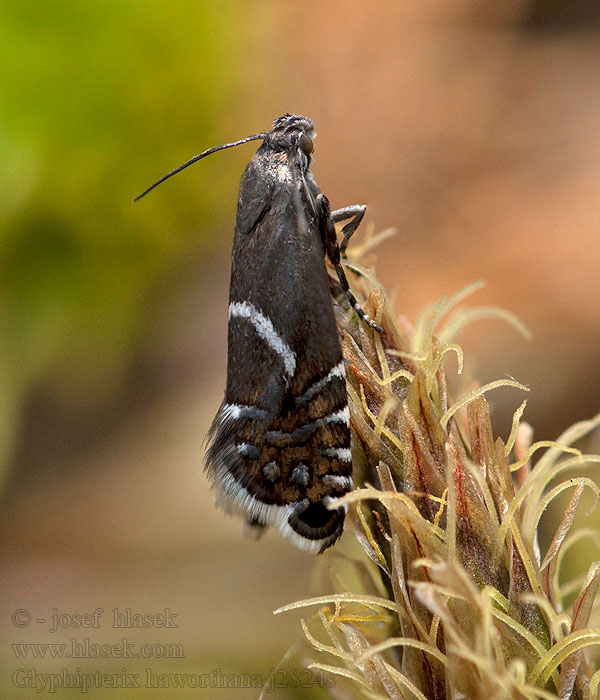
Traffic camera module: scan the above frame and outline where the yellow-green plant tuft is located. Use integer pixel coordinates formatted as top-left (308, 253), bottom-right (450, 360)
top-left (276, 236), bottom-right (600, 700)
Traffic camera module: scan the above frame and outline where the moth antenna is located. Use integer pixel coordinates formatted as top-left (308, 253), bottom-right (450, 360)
top-left (133, 132), bottom-right (267, 202)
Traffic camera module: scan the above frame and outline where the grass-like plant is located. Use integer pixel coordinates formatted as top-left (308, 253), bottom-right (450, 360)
top-left (275, 231), bottom-right (600, 700)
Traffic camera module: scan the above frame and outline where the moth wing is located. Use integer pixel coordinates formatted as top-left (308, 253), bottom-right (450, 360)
top-left (235, 157), bottom-right (274, 236)
top-left (206, 156), bottom-right (351, 553)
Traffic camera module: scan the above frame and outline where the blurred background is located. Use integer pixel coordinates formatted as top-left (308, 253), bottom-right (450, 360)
top-left (1, 1), bottom-right (599, 698)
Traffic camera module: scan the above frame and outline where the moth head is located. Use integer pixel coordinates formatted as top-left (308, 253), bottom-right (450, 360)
top-left (267, 114), bottom-right (315, 162)
top-left (133, 114), bottom-right (317, 202)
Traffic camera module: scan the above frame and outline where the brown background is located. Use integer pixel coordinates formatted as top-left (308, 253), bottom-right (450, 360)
top-left (1, 2), bottom-right (599, 698)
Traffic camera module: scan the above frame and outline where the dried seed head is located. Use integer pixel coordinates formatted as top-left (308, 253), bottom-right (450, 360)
top-left (276, 237), bottom-right (600, 700)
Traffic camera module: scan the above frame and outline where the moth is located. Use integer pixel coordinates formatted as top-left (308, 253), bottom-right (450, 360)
top-left (135, 114), bottom-right (381, 552)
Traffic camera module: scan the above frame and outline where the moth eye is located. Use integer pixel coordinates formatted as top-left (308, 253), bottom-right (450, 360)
top-left (298, 133), bottom-right (313, 155)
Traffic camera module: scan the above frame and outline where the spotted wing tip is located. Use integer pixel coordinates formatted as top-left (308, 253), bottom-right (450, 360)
top-left (204, 400), bottom-right (350, 554)
top-left (208, 466), bottom-right (347, 553)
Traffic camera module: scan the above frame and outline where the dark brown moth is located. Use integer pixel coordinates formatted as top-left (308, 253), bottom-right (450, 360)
top-left (135, 114), bottom-right (381, 552)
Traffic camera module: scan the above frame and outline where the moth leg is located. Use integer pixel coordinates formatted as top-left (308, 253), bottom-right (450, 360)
top-left (318, 195), bottom-right (383, 333)
top-left (330, 204), bottom-right (366, 258)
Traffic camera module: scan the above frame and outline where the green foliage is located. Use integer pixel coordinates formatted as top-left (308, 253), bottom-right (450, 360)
top-left (276, 254), bottom-right (600, 699)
